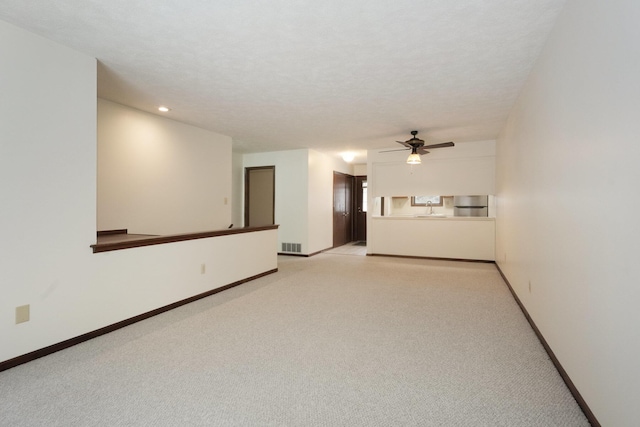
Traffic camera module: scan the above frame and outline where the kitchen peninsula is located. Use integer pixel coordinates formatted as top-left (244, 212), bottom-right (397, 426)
top-left (368, 215), bottom-right (495, 261)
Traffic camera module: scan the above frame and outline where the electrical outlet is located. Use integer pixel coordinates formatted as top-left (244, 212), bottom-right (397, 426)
top-left (201, 264), bottom-right (206, 274)
top-left (224, 197), bottom-right (228, 205)
top-left (16, 305), bottom-right (30, 324)
top-left (528, 280), bottom-right (532, 293)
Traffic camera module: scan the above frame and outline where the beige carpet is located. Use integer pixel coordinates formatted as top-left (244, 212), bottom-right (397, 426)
top-left (0, 254), bottom-right (588, 426)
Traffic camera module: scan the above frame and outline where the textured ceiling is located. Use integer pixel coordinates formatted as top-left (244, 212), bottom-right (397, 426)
top-left (0, 0), bottom-right (566, 161)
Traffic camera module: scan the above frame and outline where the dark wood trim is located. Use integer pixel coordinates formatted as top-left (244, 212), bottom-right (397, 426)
top-left (367, 253), bottom-right (494, 263)
top-left (91, 225), bottom-right (279, 253)
top-left (277, 248), bottom-right (329, 258)
top-left (494, 264), bottom-right (600, 427)
top-left (0, 268), bottom-right (278, 373)
top-left (278, 252), bottom-right (307, 257)
top-left (97, 229), bottom-right (128, 236)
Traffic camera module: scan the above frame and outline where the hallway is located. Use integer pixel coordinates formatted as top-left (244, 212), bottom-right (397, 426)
top-left (324, 241), bottom-right (367, 256)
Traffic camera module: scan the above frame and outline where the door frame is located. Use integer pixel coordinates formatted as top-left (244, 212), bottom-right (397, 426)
top-left (354, 175), bottom-right (367, 242)
top-left (244, 166), bottom-right (275, 227)
top-left (333, 171), bottom-right (355, 247)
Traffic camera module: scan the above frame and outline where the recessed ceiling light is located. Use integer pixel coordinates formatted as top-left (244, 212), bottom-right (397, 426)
top-left (158, 106), bottom-right (170, 112)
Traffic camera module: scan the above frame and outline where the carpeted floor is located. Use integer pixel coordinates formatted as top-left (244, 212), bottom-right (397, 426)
top-left (0, 255), bottom-right (589, 426)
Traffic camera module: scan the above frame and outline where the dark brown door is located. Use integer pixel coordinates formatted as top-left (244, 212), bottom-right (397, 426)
top-left (333, 172), bottom-right (354, 247)
top-left (355, 176), bottom-right (367, 242)
top-left (245, 166), bottom-right (275, 227)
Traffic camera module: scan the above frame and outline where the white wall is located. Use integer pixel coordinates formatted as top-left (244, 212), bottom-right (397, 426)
top-left (98, 100), bottom-right (232, 235)
top-left (308, 149), bottom-right (351, 253)
top-left (89, 228), bottom-right (278, 345)
top-left (0, 19), bottom-right (97, 361)
top-left (243, 150), bottom-right (309, 252)
top-left (495, 0), bottom-right (640, 425)
top-left (369, 140), bottom-right (496, 196)
top-left (241, 149), bottom-right (351, 254)
top-left (0, 20), bottom-right (278, 364)
top-left (231, 150), bottom-right (244, 228)
top-left (352, 163), bottom-right (367, 176)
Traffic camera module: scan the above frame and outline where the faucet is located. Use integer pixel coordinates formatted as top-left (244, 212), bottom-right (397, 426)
top-left (427, 200), bottom-right (433, 215)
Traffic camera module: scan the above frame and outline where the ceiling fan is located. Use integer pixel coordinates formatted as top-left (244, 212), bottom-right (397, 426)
top-left (381, 131), bottom-right (454, 164)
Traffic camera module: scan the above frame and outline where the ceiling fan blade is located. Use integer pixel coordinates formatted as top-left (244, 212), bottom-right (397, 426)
top-left (424, 142), bottom-right (454, 149)
top-left (380, 148), bottom-right (410, 153)
top-left (416, 148), bottom-right (430, 155)
top-left (396, 140), bottom-right (412, 148)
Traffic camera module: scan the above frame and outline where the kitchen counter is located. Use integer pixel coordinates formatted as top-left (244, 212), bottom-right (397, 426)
top-left (374, 215), bottom-right (494, 221)
top-left (368, 215), bottom-right (495, 261)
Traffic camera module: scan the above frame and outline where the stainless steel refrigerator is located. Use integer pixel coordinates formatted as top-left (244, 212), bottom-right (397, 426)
top-left (453, 195), bottom-right (488, 217)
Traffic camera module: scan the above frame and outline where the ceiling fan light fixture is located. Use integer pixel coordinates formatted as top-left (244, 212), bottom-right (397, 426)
top-left (382, 131), bottom-right (453, 165)
top-left (407, 152), bottom-right (421, 165)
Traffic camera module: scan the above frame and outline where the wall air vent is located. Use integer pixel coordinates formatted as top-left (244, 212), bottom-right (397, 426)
top-left (281, 243), bottom-right (302, 253)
